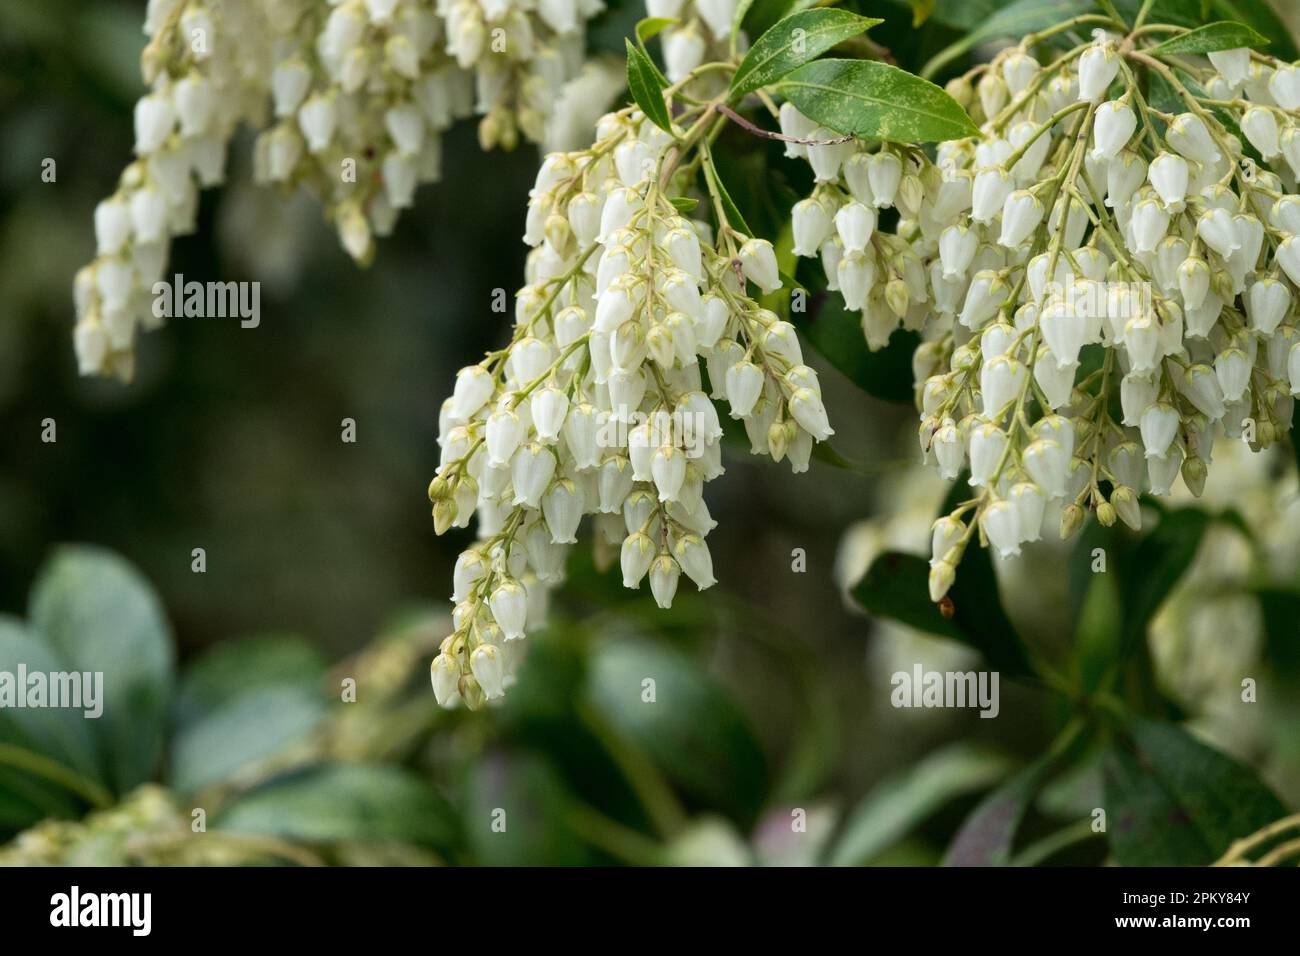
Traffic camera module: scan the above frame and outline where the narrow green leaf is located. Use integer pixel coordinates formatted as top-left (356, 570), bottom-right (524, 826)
top-left (730, 10), bottom-right (882, 98)
top-left (1149, 20), bottom-right (1269, 56)
top-left (669, 196), bottom-right (698, 213)
top-left (625, 38), bottom-right (673, 133)
top-left (702, 149), bottom-right (754, 235)
top-left (780, 59), bottom-right (978, 143)
top-left (830, 744), bottom-right (1014, 865)
top-left (1209, 0), bottom-right (1298, 60)
top-left (944, 756), bottom-right (1052, 866)
top-left (909, 0), bottom-right (936, 26)
top-left (742, 0), bottom-right (819, 40)
top-left (636, 15), bottom-right (676, 46)
top-left (1104, 718), bottom-right (1288, 866)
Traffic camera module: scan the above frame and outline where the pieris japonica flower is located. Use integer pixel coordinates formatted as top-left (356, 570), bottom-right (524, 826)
top-left (73, 0), bottom-right (274, 381)
top-left (898, 28), bottom-right (1299, 605)
top-left (426, 105), bottom-right (830, 708)
top-left (76, 0), bottom-right (605, 381)
top-left (783, 107), bottom-right (930, 348)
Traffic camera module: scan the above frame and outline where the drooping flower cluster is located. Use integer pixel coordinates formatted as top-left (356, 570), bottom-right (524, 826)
top-left (74, 0), bottom-right (604, 381)
top-left (427, 106), bottom-right (833, 707)
top-left (892, 30), bottom-right (1300, 602)
top-left (73, 0), bottom-right (274, 381)
top-left (781, 103), bottom-right (931, 347)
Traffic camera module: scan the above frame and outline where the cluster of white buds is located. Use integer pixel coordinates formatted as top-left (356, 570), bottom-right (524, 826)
top-left (255, 0), bottom-right (603, 263)
top-left (73, 0), bottom-right (274, 381)
top-left (428, 105), bottom-right (832, 707)
top-left (781, 103), bottom-right (931, 347)
top-left (75, 0), bottom-right (605, 380)
top-left (436, 0), bottom-right (605, 147)
top-left (902, 30), bottom-right (1300, 603)
top-left (647, 0), bottom-right (741, 83)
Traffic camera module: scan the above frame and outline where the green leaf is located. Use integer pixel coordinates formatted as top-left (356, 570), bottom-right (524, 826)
top-left (944, 756), bottom-right (1052, 866)
top-left (1116, 508), bottom-right (1209, 655)
top-left (830, 744), bottom-right (1014, 865)
top-left (635, 15), bottom-right (676, 46)
top-left (625, 38), bottom-right (673, 133)
top-left (909, 0), bottom-right (936, 26)
top-left (730, 10), bottom-right (882, 99)
top-left (585, 637), bottom-right (768, 827)
top-left (170, 685), bottom-right (326, 794)
top-left (1149, 21), bottom-right (1270, 56)
top-left (1104, 718), bottom-right (1288, 866)
top-left (669, 196), bottom-right (698, 214)
top-left (0, 616), bottom-right (101, 786)
top-left (780, 59), bottom-right (978, 143)
top-left (216, 764), bottom-right (460, 850)
top-left (742, 0), bottom-right (819, 40)
top-left (851, 550), bottom-right (1033, 678)
top-left (1209, 0), bottom-right (1298, 60)
top-left (702, 148), bottom-right (754, 236)
top-left (29, 546), bottom-right (174, 795)
top-left (462, 751), bottom-right (590, 865)
top-left (172, 634), bottom-right (326, 728)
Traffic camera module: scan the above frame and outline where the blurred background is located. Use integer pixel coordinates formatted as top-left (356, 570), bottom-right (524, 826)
top-left (1, 0), bottom-right (1298, 866)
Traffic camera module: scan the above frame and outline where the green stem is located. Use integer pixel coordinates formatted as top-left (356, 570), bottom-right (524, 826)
top-left (0, 743), bottom-right (113, 810)
top-left (567, 802), bottom-right (667, 865)
top-left (577, 702), bottom-right (687, 839)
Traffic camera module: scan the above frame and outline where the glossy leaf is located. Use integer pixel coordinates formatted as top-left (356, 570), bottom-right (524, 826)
top-left (851, 550), bottom-right (1033, 677)
top-left (1104, 718), bottom-right (1288, 866)
top-left (780, 59), bottom-right (978, 143)
top-left (730, 10), bottom-right (882, 98)
top-left (625, 38), bottom-right (673, 133)
top-left (1149, 21), bottom-right (1269, 56)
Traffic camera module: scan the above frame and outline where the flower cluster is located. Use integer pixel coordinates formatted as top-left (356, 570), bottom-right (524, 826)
top-left (886, 30), bottom-right (1300, 603)
top-left (781, 103), bottom-right (931, 347)
top-left (74, 0), bottom-right (604, 380)
top-left (73, 0), bottom-right (274, 381)
top-left (427, 105), bottom-right (833, 707)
